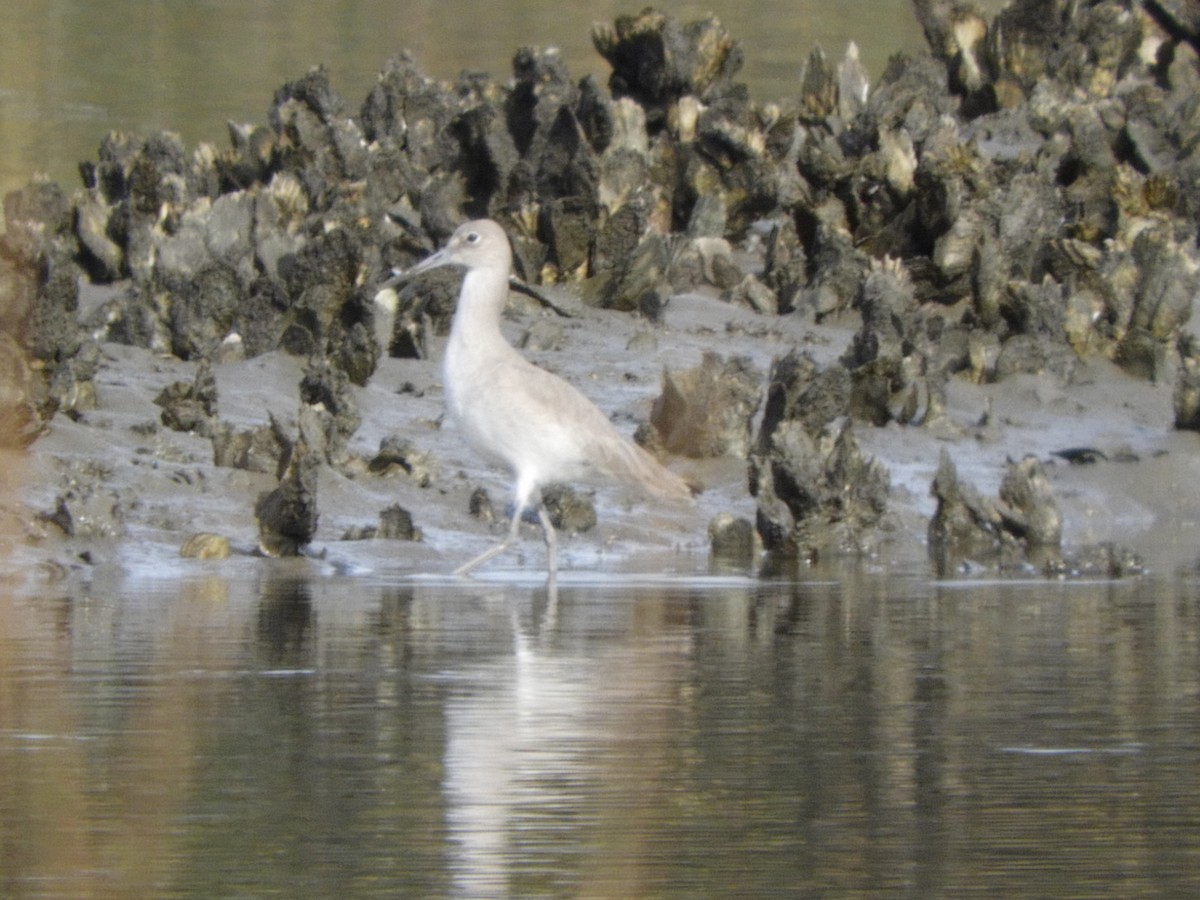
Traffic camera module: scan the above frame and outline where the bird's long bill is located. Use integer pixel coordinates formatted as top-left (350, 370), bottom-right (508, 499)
top-left (406, 247), bottom-right (454, 276)
top-left (377, 243), bottom-right (454, 290)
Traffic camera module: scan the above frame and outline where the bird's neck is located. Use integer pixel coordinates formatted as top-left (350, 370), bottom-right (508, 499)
top-left (449, 264), bottom-right (511, 351)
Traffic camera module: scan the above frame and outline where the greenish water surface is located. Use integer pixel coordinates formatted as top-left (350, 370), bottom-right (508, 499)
top-left (2, 568), bottom-right (1199, 896)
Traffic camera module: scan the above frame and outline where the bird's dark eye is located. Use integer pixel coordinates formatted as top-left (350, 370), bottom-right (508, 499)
top-left (466, 231), bottom-right (480, 243)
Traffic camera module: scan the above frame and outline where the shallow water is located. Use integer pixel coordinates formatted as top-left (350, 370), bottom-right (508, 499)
top-left (5, 2), bottom-right (1200, 894)
top-left (1, 0), bottom-right (1006, 199)
top-left (3, 567), bottom-right (1200, 896)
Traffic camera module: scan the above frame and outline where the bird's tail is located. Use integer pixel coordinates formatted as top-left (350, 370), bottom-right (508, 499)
top-left (599, 438), bottom-right (695, 503)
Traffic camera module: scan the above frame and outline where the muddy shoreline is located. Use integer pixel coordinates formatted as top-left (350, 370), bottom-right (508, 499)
top-left (4, 3), bottom-right (1200, 583)
top-left (17, 278), bottom-right (1199, 583)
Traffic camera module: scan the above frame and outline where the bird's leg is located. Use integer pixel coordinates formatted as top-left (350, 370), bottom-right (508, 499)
top-left (536, 503), bottom-right (558, 577)
top-left (453, 500), bottom-right (525, 576)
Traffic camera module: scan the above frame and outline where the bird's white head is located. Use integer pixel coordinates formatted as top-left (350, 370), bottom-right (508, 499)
top-left (407, 219), bottom-right (512, 276)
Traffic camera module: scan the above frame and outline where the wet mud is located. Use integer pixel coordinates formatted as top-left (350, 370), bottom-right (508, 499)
top-left (4, 2), bottom-right (1200, 581)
